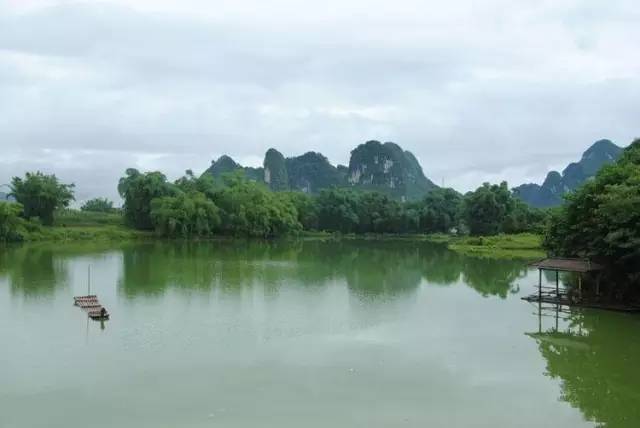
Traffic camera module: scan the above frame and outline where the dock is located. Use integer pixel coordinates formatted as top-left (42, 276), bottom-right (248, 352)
top-left (74, 295), bottom-right (110, 320)
top-left (521, 292), bottom-right (640, 313)
top-left (523, 257), bottom-right (640, 313)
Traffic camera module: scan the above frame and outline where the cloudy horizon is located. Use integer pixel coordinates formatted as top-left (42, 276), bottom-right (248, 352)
top-left (1, 0), bottom-right (639, 203)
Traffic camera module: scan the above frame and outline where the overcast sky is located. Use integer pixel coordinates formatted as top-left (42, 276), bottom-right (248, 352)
top-left (1, 0), bottom-right (639, 203)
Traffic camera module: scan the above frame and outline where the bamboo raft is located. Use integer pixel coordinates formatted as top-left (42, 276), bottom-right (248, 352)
top-left (74, 295), bottom-right (110, 320)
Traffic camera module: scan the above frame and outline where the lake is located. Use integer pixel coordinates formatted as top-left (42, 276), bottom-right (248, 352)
top-left (1, 239), bottom-right (638, 428)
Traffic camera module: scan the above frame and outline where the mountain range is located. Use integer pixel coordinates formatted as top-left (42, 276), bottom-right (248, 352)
top-left (203, 140), bottom-right (437, 201)
top-left (203, 139), bottom-right (623, 205)
top-left (512, 139), bottom-right (623, 207)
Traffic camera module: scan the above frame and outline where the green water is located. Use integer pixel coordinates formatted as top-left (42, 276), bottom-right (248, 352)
top-left (1, 240), bottom-right (639, 428)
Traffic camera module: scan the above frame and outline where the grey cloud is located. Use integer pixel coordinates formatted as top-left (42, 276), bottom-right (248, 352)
top-left (1, 0), bottom-right (639, 201)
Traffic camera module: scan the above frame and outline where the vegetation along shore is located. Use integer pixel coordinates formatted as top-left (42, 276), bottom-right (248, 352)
top-left (1, 139), bottom-right (638, 305)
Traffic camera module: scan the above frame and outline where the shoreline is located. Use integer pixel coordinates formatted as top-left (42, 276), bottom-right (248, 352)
top-left (4, 225), bottom-right (544, 260)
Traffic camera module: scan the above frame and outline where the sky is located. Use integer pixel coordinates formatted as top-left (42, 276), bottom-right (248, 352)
top-left (1, 0), bottom-right (639, 203)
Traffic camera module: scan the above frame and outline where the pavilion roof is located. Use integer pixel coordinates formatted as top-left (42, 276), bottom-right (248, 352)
top-left (529, 258), bottom-right (603, 273)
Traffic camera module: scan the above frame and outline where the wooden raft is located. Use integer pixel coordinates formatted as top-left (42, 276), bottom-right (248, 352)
top-left (74, 295), bottom-right (110, 320)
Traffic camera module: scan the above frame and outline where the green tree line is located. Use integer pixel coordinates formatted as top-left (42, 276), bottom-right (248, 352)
top-left (544, 139), bottom-right (640, 302)
top-left (1, 168), bottom-right (546, 242)
top-left (117, 168), bottom-right (546, 238)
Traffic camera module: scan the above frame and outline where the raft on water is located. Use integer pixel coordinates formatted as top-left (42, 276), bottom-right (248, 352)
top-left (74, 295), bottom-right (110, 320)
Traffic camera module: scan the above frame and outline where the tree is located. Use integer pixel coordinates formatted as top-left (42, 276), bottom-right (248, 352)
top-left (354, 192), bottom-right (403, 233)
top-left (460, 182), bottom-right (543, 236)
top-left (212, 176), bottom-right (301, 237)
top-left (118, 169), bottom-right (174, 230)
top-left (151, 191), bottom-right (221, 238)
top-left (286, 191), bottom-right (319, 230)
top-left (81, 197), bottom-right (114, 213)
top-left (462, 182), bottom-right (510, 235)
top-left (544, 140), bottom-right (640, 301)
top-left (0, 202), bottom-right (27, 242)
top-left (411, 187), bottom-right (462, 233)
top-left (10, 172), bottom-right (75, 225)
top-left (316, 188), bottom-right (359, 233)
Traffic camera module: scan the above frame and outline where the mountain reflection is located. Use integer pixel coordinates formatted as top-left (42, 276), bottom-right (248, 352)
top-left (1, 240), bottom-right (530, 300)
top-left (528, 306), bottom-right (640, 428)
top-left (115, 239), bottom-right (527, 300)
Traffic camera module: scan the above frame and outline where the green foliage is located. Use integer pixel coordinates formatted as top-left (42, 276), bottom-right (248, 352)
top-left (0, 202), bottom-right (27, 242)
top-left (354, 192), bottom-right (403, 233)
top-left (174, 169), bottom-right (219, 198)
top-left (544, 140), bottom-right (640, 300)
top-left (316, 188), bottom-right (360, 233)
top-left (286, 192), bottom-right (319, 230)
top-left (10, 172), bottom-right (75, 226)
top-left (54, 208), bottom-right (123, 227)
top-left (81, 197), bottom-right (114, 213)
top-left (118, 168), bottom-right (174, 230)
top-left (462, 182), bottom-right (544, 236)
top-left (446, 233), bottom-right (544, 259)
top-left (213, 176), bottom-right (301, 237)
top-left (410, 187), bottom-right (462, 233)
top-left (151, 192), bottom-right (221, 238)
top-left (462, 182), bottom-right (512, 235)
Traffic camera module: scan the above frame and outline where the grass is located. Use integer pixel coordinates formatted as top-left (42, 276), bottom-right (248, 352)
top-left (13, 209), bottom-right (152, 242)
top-left (426, 233), bottom-right (545, 259)
top-left (11, 211), bottom-right (546, 254)
top-left (54, 209), bottom-right (124, 227)
top-left (26, 225), bottom-right (152, 242)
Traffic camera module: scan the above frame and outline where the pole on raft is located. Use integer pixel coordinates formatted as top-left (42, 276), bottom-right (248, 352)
top-left (88, 265), bottom-right (91, 296)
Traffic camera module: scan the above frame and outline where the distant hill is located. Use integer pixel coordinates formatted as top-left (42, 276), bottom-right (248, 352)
top-left (347, 141), bottom-right (437, 200)
top-left (203, 155), bottom-right (264, 182)
top-left (203, 141), bottom-right (437, 200)
top-left (513, 139), bottom-right (624, 208)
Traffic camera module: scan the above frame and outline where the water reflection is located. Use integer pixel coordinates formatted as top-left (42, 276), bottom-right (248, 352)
top-left (1, 240), bottom-right (529, 301)
top-left (0, 245), bottom-right (68, 298)
top-left (463, 257), bottom-right (527, 298)
top-left (115, 239), bottom-right (529, 300)
top-left (528, 305), bottom-right (640, 428)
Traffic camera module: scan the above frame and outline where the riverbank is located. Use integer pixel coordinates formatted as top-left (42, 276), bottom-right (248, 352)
top-left (24, 225), bottom-right (152, 242)
top-left (301, 231), bottom-right (545, 259)
top-left (6, 210), bottom-right (152, 242)
top-left (6, 211), bottom-right (545, 259)
top-left (425, 233), bottom-right (545, 259)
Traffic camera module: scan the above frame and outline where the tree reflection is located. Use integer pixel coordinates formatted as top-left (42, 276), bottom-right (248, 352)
top-left (528, 307), bottom-right (640, 428)
top-left (0, 245), bottom-right (68, 297)
top-left (116, 239), bottom-right (528, 301)
top-left (462, 257), bottom-right (527, 298)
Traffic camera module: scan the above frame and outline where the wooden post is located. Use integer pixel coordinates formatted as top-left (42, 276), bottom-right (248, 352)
top-left (555, 270), bottom-right (559, 298)
top-left (578, 273), bottom-right (582, 301)
top-left (538, 269), bottom-right (542, 300)
top-left (538, 301), bottom-right (542, 333)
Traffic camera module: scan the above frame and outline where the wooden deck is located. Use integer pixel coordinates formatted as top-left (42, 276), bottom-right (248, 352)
top-left (74, 295), bottom-right (110, 320)
top-left (522, 290), bottom-right (640, 313)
